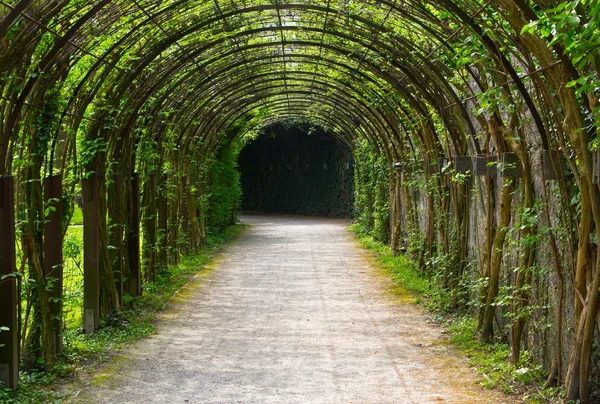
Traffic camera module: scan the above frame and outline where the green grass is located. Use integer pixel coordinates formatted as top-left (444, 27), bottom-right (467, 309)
top-left (350, 224), bottom-right (551, 402)
top-left (70, 205), bottom-right (83, 225)
top-left (62, 226), bottom-right (84, 330)
top-left (350, 224), bottom-right (431, 297)
top-left (0, 223), bottom-right (245, 403)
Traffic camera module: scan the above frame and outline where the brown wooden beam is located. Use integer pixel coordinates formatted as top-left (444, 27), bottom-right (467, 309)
top-left (82, 174), bottom-right (100, 334)
top-left (157, 174), bottom-right (168, 271)
top-left (127, 174), bottom-right (141, 297)
top-left (43, 175), bottom-right (63, 354)
top-left (109, 173), bottom-right (124, 305)
top-left (145, 173), bottom-right (157, 282)
top-left (180, 176), bottom-right (190, 256)
top-left (0, 176), bottom-right (18, 389)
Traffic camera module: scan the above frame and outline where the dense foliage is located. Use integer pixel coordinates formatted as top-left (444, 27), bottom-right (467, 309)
top-left (206, 144), bottom-right (243, 233)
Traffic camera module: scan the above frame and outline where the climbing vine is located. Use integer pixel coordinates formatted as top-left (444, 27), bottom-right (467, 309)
top-left (0, 0), bottom-right (599, 402)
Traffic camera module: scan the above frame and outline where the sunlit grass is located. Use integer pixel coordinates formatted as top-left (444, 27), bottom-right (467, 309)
top-left (70, 205), bottom-right (84, 225)
top-left (349, 223), bottom-right (550, 402)
top-left (349, 224), bottom-right (431, 296)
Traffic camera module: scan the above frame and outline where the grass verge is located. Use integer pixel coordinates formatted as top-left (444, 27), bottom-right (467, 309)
top-left (349, 224), bottom-right (431, 298)
top-left (0, 223), bottom-right (245, 404)
top-left (350, 224), bottom-right (552, 403)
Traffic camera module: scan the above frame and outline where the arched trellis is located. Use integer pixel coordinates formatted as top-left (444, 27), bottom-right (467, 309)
top-left (0, 1), bottom-right (599, 402)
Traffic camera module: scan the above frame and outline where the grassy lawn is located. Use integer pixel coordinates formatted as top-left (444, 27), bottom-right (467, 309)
top-left (70, 205), bottom-right (83, 225)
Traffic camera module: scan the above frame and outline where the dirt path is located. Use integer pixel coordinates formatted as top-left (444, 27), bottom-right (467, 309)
top-left (68, 215), bottom-right (511, 403)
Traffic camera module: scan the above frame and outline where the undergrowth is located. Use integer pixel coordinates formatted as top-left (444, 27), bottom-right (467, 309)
top-left (350, 224), bottom-right (555, 403)
top-left (350, 224), bottom-right (431, 297)
top-left (0, 223), bottom-right (245, 404)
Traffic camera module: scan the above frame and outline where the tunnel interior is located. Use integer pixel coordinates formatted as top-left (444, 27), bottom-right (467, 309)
top-left (239, 121), bottom-right (353, 217)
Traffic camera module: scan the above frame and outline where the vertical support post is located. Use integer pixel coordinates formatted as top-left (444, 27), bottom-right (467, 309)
top-left (127, 174), bottom-right (141, 297)
top-left (43, 175), bottom-right (63, 354)
top-left (157, 173), bottom-right (168, 269)
top-left (82, 174), bottom-right (100, 334)
top-left (146, 173), bottom-right (157, 282)
top-left (110, 173), bottom-right (123, 305)
top-left (180, 176), bottom-right (189, 256)
top-left (0, 176), bottom-right (18, 389)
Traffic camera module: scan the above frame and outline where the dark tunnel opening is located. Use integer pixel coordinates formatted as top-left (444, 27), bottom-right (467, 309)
top-left (238, 121), bottom-right (354, 217)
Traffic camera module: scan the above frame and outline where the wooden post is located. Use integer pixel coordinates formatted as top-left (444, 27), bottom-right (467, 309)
top-left (0, 176), bottom-right (18, 389)
top-left (157, 174), bottom-right (168, 270)
top-left (127, 174), bottom-right (141, 297)
top-left (43, 175), bottom-right (63, 354)
top-left (180, 178), bottom-right (190, 256)
top-left (146, 173), bottom-right (157, 282)
top-left (593, 149), bottom-right (600, 185)
top-left (82, 174), bottom-right (100, 334)
top-left (109, 173), bottom-right (124, 305)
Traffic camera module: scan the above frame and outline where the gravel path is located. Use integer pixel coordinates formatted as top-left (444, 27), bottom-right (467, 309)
top-left (69, 214), bottom-right (510, 403)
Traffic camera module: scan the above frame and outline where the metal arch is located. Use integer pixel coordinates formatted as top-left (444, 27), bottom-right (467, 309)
top-left (147, 39), bottom-right (441, 127)
top-left (148, 57), bottom-right (400, 123)
top-left (124, 23), bottom-right (443, 102)
top-left (173, 71), bottom-right (399, 139)
top-left (129, 49), bottom-right (404, 150)
top-left (111, 1), bottom-right (443, 78)
top-left (233, 105), bottom-right (356, 143)
top-left (31, 0), bottom-right (441, 107)
top-left (1, 2), bottom-right (480, 162)
top-left (0, 2), bottom-right (552, 172)
top-left (196, 90), bottom-right (389, 155)
top-left (199, 98), bottom-right (381, 155)
top-left (48, 6), bottom-right (453, 121)
top-left (131, 37), bottom-right (431, 150)
top-left (180, 97), bottom-right (364, 155)
top-left (191, 93), bottom-right (379, 152)
top-left (198, 91), bottom-right (380, 150)
top-left (236, 112), bottom-right (352, 142)
top-left (141, 70), bottom-right (393, 154)
top-left (217, 98), bottom-right (389, 159)
top-left (190, 81), bottom-right (395, 149)
top-left (148, 54), bottom-right (403, 137)
top-left (158, 53), bottom-right (414, 145)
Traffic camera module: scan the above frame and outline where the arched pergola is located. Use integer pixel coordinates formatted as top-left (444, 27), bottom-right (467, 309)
top-left (0, 1), bottom-right (598, 401)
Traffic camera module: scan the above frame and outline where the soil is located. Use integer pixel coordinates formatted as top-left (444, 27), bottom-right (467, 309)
top-left (65, 214), bottom-right (514, 403)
